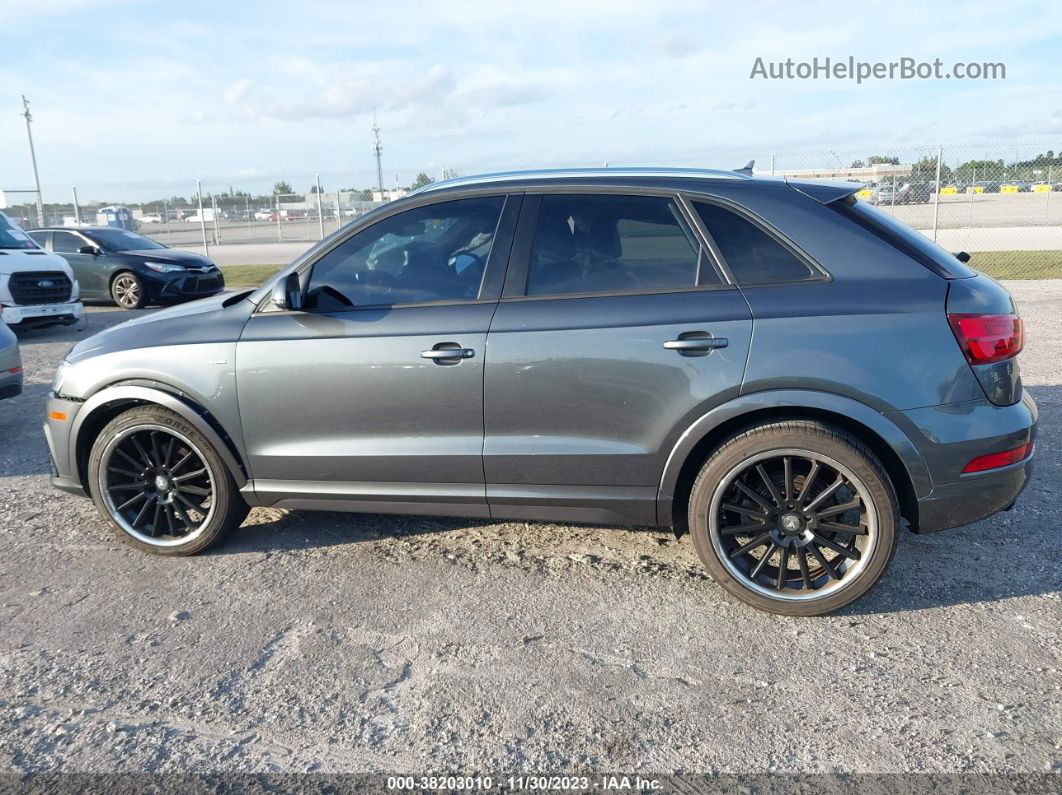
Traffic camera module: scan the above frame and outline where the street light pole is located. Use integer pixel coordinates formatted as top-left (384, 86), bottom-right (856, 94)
top-left (21, 95), bottom-right (44, 227)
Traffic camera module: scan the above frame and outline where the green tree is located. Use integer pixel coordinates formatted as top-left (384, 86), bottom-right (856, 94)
top-left (273, 181), bottom-right (294, 195)
top-left (408, 172), bottom-right (433, 190)
top-left (866, 155), bottom-right (900, 165)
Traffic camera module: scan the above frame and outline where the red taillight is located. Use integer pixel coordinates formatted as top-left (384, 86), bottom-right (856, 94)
top-left (7, 366), bottom-right (21, 375)
top-left (947, 313), bottom-right (1023, 365)
top-left (962, 441), bottom-right (1033, 473)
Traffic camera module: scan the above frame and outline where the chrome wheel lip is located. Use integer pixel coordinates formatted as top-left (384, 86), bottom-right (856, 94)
top-left (708, 447), bottom-right (879, 603)
top-left (113, 276), bottom-right (140, 308)
top-left (98, 424), bottom-right (217, 547)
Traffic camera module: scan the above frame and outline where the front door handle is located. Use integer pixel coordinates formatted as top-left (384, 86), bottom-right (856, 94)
top-left (664, 336), bottom-right (728, 352)
top-left (421, 344), bottom-right (475, 361)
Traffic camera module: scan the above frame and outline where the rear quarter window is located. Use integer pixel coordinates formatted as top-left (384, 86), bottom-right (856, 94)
top-left (693, 201), bottom-right (818, 285)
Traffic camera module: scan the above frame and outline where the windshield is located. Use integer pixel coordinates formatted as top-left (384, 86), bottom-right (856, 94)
top-left (0, 213), bottom-right (39, 250)
top-left (85, 228), bottom-right (165, 252)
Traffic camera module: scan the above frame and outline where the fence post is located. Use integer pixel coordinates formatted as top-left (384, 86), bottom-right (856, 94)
top-left (276, 194), bottom-right (283, 242)
top-left (931, 146), bottom-right (943, 243)
top-left (211, 195), bottom-right (221, 244)
top-left (245, 195), bottom-right (251, 237)
top-left (770, 153), bottom-right (776, 176)
top-left (335, 191), bottom-right (342, 229)
top-left (316, 173), bottom-right (325, 240)
top-left (196, 179), bottom-right (209, 256)
top-left (72, 186), bottom-right (81, 225)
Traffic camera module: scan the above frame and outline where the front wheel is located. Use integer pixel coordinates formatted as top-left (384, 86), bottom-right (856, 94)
top-left (688, 420), bottom-right (899, 616)
top-left (111, 272), bottom-right (147, 309)
top-left (87, 405), bottom-right (249, 555)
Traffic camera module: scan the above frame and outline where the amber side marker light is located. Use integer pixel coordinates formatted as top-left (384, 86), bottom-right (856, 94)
top-left (48, 410), bottom-right (67, 422)
top-left (962, 442), bottom-right (1033, 474)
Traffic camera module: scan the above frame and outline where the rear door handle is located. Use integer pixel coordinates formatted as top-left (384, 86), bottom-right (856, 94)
top-left (664, 337), bottom-right (728, 351)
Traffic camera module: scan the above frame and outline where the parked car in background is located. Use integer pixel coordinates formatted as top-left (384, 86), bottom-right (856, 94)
top-left (873, 182), bottom-right (929, 205)
top-left (44, 168), bottom-right (1036, 616)
top-left (0, 320), bottom-right (22, 400)
top-left (975, 180), bottom-right (1002, 193)
top-left (28, 227), bottom-right (224, 310)
top-left (139, 214), bottom-right (164, 224)
top-left (254, 209), bottom-right (277, 221)
top-left (0, 211), bottom-right (83, 329)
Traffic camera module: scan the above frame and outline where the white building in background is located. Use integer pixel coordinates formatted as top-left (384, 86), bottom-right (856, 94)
top-left (372, 188), bottom-right (408, 203)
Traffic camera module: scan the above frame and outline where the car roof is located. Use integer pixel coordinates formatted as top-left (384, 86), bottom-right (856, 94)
top-left (406, 167), bottom-right (860, 205)
top-left (34, 226), bottom-right (133, 232)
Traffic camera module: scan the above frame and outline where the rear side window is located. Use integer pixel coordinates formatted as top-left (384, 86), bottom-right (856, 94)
top-left (694, 201), bottom-right (816, 285)
top-left (526, 194), bottom-right (715, 296)
top-left (27, 231), bottom-right (48, 248)
top-left (52, 231), bottom-right (84, 254)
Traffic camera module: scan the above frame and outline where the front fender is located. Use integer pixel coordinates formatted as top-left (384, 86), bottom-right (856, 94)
top-left (656, 389), bottom-right (932, 523)
top-left (67, 384), bottom-right (247, 488)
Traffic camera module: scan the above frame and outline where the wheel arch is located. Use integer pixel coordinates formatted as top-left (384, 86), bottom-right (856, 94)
top-left (70, 384), bottom-right (248, 491)
top-left (659, 391), bottom-right (929, 536)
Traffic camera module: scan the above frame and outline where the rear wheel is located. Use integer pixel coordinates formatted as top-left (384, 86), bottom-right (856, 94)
top-left (87, 405), bottom-right (249, 555)
top-left (111, 271), bottom-right (146, 309)
top-left (688, 420), bottom-right (899, 616)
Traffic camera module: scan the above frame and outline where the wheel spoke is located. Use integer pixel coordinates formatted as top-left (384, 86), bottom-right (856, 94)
top-left (150, 432), bottom-right (164, 471)
top-left (820, 520), bottom-right (868, 535)
top-left (811, 532), bottom-right (860, 561)
top-left (115, 491), bottom-right (147, 512)
top-left (797, 548), bottom-right (813, 589)
top-left (721, 503), bottom-right (768, 520)
top-left (151, 501), bottom-right (163, 537)
top-left (796, 460), bottom-right (820, 506)
top-left (164, 437), bottom-right (176, 468)
top-left (775, 546), bottom-right (790, 589)
top-left (804, 477), bottom-right (846, 512)
top-left (749, 544), bottom-right (777, 580)
top-left (807, 543), bottom-right (842, 580)
top-left (719, 521), bottom-right (770, 535)
top-left (107, 465), bottom-right (142, 479)
top-left (130, 436), bottom-right (154, 468)
top-left (115, 447), bottom-right (143, 471)
top-left (132, 496), bottom-right (154, 529)
top-left (177, 484), bottom-right (210, 497)
top-left (783, 456), bottom-right (794, 503)
top-left (108, 482), bottom-right (145, 491)
top-left (173, 468), bottom-right (207, 484)
top-left (815, 499), bottom-right (861, 519)
top-left (174, 491), bottom-right (204, 513)
top-left (170, 450), bottom-right (195, 473)
top-left (734, 481), bottom-right (774, 513)
top-left (728, 530), bottom-right (772, 559)
top-left (755, 464), bottom-right (785, 508)
top-left (171, 499), bottom-right (195, 530)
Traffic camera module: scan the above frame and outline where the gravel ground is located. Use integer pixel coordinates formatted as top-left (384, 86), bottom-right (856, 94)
top-left (0, 285), bottom-right (1059, 776)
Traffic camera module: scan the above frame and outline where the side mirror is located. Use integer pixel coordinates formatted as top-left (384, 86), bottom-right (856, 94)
top-left (78, 245), bottom-right (100, 256)
top-left (954, 251), bottom-right (971, 263)
top-left (270, 271), bottom-right (303, 311)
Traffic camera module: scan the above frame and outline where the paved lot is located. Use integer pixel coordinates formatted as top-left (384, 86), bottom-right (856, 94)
top-left (0, 285), bottom-right (1059, 774)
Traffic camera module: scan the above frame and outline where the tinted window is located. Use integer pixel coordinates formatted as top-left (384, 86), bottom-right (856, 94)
top-left (85, 229), bottom-right (165, 251)
top-left (526, 194), bottom-right (710, 296)
top-left (0, 213), bottom-right (37, 250)
top-left (694, 202), bottom-right (815, 284)
top-left (27, 231), bottom-right (48, 248)
top-left (52, 231), bottom-right (85, 254)
top-left (305, 196), bottom-right (504, 310)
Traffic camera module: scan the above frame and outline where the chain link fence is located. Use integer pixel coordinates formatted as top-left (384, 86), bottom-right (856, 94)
top-left (3, 141), bottom-right (1061, 279)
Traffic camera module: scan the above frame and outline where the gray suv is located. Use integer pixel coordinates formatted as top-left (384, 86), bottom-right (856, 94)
top-left (44, 169), bottom-right (1036, 615)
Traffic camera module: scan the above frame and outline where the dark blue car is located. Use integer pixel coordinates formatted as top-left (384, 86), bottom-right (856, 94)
top-left (28, 227), bottom-right (224, 309)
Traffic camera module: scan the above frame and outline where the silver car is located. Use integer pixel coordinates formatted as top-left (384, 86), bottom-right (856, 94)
top-left (0, 321), bottom-right (22, 400)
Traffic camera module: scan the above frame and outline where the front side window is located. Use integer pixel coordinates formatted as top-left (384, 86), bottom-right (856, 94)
top-left (27, 231), bottom-right (48, 248)
top-left (526, 194), bottom-right (709, 296)
top-left (305, 196), bottom-right (504, 311)
top-left (52, 231), bottom-right (86, 254)
top-left (694, 201), bottom-right (816, 284)
top-left (0, 213), bottom-right (37, 250)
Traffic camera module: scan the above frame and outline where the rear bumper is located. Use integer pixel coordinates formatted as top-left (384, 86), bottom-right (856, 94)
top-left (904, 390), bottom-right (1038, 533)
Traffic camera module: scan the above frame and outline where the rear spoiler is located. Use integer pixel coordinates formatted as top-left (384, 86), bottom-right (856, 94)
top-left (785, 179), bottom-right (863, 204)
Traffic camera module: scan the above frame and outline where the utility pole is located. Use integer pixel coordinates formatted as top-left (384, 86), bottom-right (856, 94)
top-left (21, 95), bottom-right (44, 227)
top-left (371, 111), bottom-right (384, 196)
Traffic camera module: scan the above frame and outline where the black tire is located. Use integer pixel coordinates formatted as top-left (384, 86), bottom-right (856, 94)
top-left (111, 271), bottom-right (147, 309)
top-left (87, 405), bottom-right (249, 556)
top-left (688, 420), bottom-right (899, 616)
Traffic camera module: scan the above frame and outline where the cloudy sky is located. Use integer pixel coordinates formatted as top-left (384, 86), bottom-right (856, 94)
top-left (2, 0), bottom-right (1061, 200)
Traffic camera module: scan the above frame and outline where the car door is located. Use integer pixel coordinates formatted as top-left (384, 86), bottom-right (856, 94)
top-left (236, 193), bottom-right (520, 516)
top-left (50, 230), bottom-right (107, 298)
top-left (483, 191), bottom-right (753, 526)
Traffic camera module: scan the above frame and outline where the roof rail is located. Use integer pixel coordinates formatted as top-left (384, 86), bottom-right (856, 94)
top-left (411, 167), bottom-right (751, 195)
